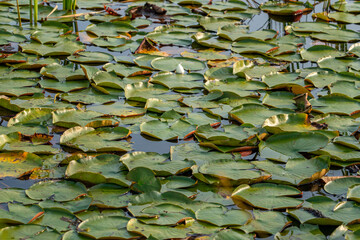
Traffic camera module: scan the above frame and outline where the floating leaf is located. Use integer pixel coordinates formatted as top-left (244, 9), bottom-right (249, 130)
top-left (232, 183), bottom-right (303, 209)
top-left (78, 216), bottom-right (137, 239)
top-left (260, 132), bottom-right (329, 159)
top-left (151, 57), bottom-right (205, 71)
top-left (0, 152), bottom-right (42, 178)
top-left (196, 206), bottom-right (251, 226)
top-left (254, 156), bottom-right (330, 185)
top-left (324, 177), bottom-right (360, 195)
top-left (25, 180), bottom-right (87, 201)
top-left (60, 126), bottom-right (132, 152)
top-left (66, 154), bottom-right (130, 186)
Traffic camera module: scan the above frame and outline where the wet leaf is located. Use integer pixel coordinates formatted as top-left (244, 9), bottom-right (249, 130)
top-left (232, 183), bottom-right (303, 209)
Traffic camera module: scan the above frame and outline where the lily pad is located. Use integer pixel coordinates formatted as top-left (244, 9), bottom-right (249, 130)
top-left (232, 183), bottom-right (303, 209)
top-left (60, 126), bottom-right (132, 152)
top-left (25, 180), bottom-right (87, 201)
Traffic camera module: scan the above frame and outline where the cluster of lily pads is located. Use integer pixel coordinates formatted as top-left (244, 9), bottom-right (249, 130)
top-left (0, 0), bottom-right (359, 239)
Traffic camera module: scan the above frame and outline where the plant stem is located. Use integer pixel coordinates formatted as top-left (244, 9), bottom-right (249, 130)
top-left (29, 0), bottom-right (33, 26)
top-left (72, 0), bottom-right (77, 10)
top-left (34, 0), bottom-right (38, 24)
top-left (16, 0), bottom-right (21, 27)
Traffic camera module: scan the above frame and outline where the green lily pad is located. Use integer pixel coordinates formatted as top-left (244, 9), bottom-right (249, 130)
top-left (78, 216), bottom-right (137, 239)
top-left (288, 196), bottom-right (360, 225)
top-left (121, 151), bottom-right (193, 176)
top-left (150, 72), bottom-right (204, 89)
top-left (60, 126), bottom-right (132, 152)
top-left (347, 185), bottom-right (360, 203)
top-left (0, 203), bottom-right (43, 224)
top-left (232, 183), bottom-right (303, 210)
top-left (310, 29), bottom-right (360, 43)
top-left (196, 206), bottom-right (251, 227)
top-left (240, 210), bottom-right (290, 235)
top-left (52, 108), bottom-right (114, 128)
top-left (68, 51), bottom-right (114, 64)
top-left (66, 154), bottom-right (129, 186)
top-left (324, 177), bottom-right (360, 195)
top-left (32, 208), bottom-right (77, 232)
top-left (275, 224), bottom-right (326, 240)
top-left (310, 94), bottom-right (360, 115)
top-left (20, 39), bottom-right (85, 56)
top-left (86, 22), bottom-right (137, 37)
top-left (40, 63), bottom-right (85, 81)
top-left (0, 225), bottom-right (58, 240)
top-left (193, 32), bottom-right (232, 50)
top-left (229, 103), bottom-right (293, 126)
top-left (300, 45), bottom-right (346, 62)
top-left (127, 218), bottom-right (189, 239)
top-left (260, 132), bottom-right (329, 159)
top-left (199, 17), bottom-right (240, 32)
top-left (25, 180), bottom-right (87, 201)
top-left (151, 57), bottom-right (206, 71)
top-left (140, 119), bottom-right (195, 140)
top-left (253, 156), bottom-right (330, 185)
top-left (103, 63), bottom-right (152, 77)
top-left (127, 167), bottom-right (161, 193)
top-left (218, 25), bottom-right (277, 41)
top-left (7, 108), bottom-right (53, 127)
top-left (88, 183), bottom-right (131, 208)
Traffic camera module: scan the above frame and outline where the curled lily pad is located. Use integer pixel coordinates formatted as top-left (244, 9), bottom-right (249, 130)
top-left (324, 177), bottom-right (360, 195)
top-left (52, 108), bottom-right (116, 128)
top-left (263, 113), bottom-right (320, 134)
top-left (66, 154), bottom-right (130, 186)
top-left (7, 108), bottom-right (53, 127)
top-left (0, 152), bottom-right (42, 178)
top-left (192, 32), bottom-right (232, 50)
top-left (347, 185), bottom-right (360, 203)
